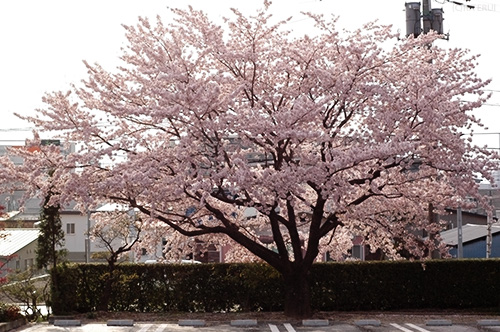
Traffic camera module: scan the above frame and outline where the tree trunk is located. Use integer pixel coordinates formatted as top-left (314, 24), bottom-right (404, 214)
top-left (98, 259), bottom-right (116, 311)
top-left (98, 274), bottom-right (112, 311)
top-left (283, 268), bottom-right (312, 318)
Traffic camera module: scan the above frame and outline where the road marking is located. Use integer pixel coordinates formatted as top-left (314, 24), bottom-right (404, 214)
top-left (405, 323), bottom-right (431, 332)
top-left (390, 323), bottom-right (415, 332)
top-left (390, 323), bottom-right (432, 332)
top-left (284, 322), bottom-right (297, 332)
top-left (137, 324), bottom-right (153, 332)
top-left (269, 323), bottom-right (280, 332)
top-left (154, 323), bottom-right (169, 331)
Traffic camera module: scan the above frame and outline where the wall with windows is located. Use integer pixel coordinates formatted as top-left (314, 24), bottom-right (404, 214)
top-left (0, 230), bottom-right (39, 276)
top-left (13, 241), bottom-right (37, 273)
top-left (61, 212), bottom-right (101, 262)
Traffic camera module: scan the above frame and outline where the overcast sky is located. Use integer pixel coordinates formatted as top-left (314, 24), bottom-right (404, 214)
top-left (0, 0), bottom-right (499, 148)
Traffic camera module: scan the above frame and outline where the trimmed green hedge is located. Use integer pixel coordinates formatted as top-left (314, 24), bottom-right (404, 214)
top-left (310, 260), bottom-right (500, 310)
top-left (51, 263), bottom-right (283, 314)
top-left (51, 259), bottom-right (500, 314)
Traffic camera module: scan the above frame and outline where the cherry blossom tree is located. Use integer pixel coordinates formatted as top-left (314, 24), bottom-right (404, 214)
top-left (89, 210), bottom-right (141, 310)
top-left (89, 210), bottom-right (141, 269)
top-left (1, 2), bottom-right (498, 317)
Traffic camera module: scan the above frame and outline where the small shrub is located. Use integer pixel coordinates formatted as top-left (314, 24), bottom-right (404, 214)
top-left (0, 304), bottom-right (23, 322)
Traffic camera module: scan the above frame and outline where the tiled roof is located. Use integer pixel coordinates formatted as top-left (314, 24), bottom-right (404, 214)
top-left (0, 229), bottom-right (39, 257)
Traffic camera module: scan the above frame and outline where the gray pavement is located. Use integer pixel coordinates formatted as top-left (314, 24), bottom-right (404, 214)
top-left (12, 320), bottom-right (500, 332)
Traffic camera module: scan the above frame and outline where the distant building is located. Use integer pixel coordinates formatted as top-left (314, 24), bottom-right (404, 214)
top-left (440, 223), bottom-right (500, 258)
top-left (0, 229), bottom-right (39, 276)
top-left (438, 209), bottom-right (488, 229)
top-left (478, 182), bottom-right (500, 220)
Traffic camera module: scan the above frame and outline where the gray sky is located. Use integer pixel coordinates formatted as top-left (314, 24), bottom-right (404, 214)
top-left (1, 0), bottom-right (499, 148)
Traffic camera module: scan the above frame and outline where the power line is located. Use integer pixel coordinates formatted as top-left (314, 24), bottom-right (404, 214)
top-left (434, 0), bottom-right (474, 8)
top-left (447, 0), bottom-right (475, 9)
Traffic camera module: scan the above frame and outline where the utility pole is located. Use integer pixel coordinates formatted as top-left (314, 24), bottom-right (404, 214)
top-left (486, 188), bottom-right (498, 259)
top-left (457, 207), bottom-right (463, 258)
top-left (487, 212), bottom-right (492, 258)
top-left (405, 1), bottom-right (452, 258)
top-left (405, 2), bottom-right (445, 37)
top-left (86, 211), bottom-right (91, 263)
top-left (422, 0), bottom-right (432, 34)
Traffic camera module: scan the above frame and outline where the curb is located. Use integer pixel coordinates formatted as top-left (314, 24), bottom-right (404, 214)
top-left (0, 319), bottom-right (26, 332)
top-left (303, 319), bottom-right (329, 326)
top-left (426, 319), bottom-right (452, 326)
top-left (54, 320), bottom-right (81, 326)
top-left (178, 319), bottom-right (206, 326)
top-left (107, 319), bottom-right (134, 326)
top-left (478, 319), bottom-right (500, 326)
top-left (230, 319), bottom-right (258, 326)
top-left (354, 319), bottom-right (381, 327)
top-left (48, 315), bottom-right (74, 324)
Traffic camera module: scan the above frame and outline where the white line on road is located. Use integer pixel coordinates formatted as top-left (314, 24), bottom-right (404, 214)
top-left (155, 323), bottom-right (169, 332)
top-left (405, 323), bottom-right (431, 332)
top-left (284, 322), bottom-right (297, 332)
top-left (137, 323), bottom-right (153, 332)
top-left (390, 323), bottom-right (415, 332)
top-left (269, 323), bottom-right (280, 332)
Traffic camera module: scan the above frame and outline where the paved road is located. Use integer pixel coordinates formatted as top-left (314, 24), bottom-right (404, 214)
top-left (12, 320), bottom-right (500, 332)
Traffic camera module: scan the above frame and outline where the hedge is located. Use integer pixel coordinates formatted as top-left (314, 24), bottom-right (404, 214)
top-left (51, 263), bottom-right (284, 314)
top-left (310, 259), bottom-right (500, 310)
top-left (51, 259), bottom-right (500, 314)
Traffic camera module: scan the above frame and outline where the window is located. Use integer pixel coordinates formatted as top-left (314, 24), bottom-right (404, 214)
top-left (352, 245), bottom-right (365, 261)
top-left (66, 223), bottom-right (75, 235)
top-left (24, 259), bottom-right (33, 270)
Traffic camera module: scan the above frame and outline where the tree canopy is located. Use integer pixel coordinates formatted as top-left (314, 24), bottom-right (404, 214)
top-left (1, 2), bottom-right (498, 317)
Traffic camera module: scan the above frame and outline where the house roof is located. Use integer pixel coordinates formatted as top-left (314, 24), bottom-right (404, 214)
top-left (0, 211), bottom-right (22, 221)
top-left (440, 223), bottom-right (500, 246)
top-left (96, 203), bottom-right (130, 212)
top-left (0, 229), bottom-right (39, 257)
